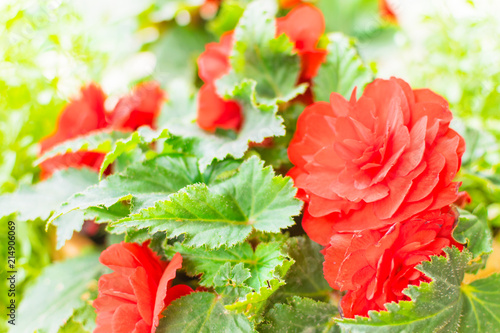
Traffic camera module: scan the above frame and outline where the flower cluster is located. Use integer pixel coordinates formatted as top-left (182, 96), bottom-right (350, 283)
top-left (93, 242), bottom-right (193, 333)
top-left (196, 4), bottom-right (326, 132)
top-left (39, 82), bottom-right (164, 178)
top-left (288, 77), bottom-right (465, 317)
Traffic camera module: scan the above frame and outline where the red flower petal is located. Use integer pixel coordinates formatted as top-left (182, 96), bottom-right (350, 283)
top-left (276, 5), bottom-right (325, 53)
top-left (197, 32), bottom-right (233, 84)
top-left (39, 84), bottom-right (108, 178)
top-left (164, 284), bottom-right (194, 308)
top-left (324, 207), bottom-right (463, 317)
top-left (94, 242), bottom-right (191, 333)
top-left (152, 253), bottom-right (187, 331)
top-left (196, 83), bottom-right (242, 132)
top-left (109, 82), bottom-right (165, 131)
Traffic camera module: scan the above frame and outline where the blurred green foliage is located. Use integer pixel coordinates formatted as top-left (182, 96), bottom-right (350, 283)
top-left (396, 0), bottom-right (500, 226)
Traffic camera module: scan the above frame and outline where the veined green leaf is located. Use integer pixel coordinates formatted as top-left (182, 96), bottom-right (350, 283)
top-left (225, 278), bottom-right (286, 322)
top-left (455, 206), bottom-right (493, 273)
top-left (50, 155), bottom-right (201, 224)
top-left (161, 80), bottom-right (285, 170)
top-left (166, 242), bottom-right (290, 290)
top-left (214, 262), bottom-right (253, 300)
top-left (337, 247), bottom-right (500, 333)
top-left (157, 292), bottom-right (254, 332)
top-left (259, 296), bottom-right (340, 333)
top-left (35, 130), bottom-right (130, 165)
top-left (313, 32), bottom-right (373, 102)
top-left (98, 127), bottom-right (169, 179)
top-left (112, 157), bottom-right (302, 248)
top-left (48, 155), bottom-right (201, 246)
top-left (271, 236), bottom-right (332, 304)
top-left (216, 0), bottom-right (306, 104)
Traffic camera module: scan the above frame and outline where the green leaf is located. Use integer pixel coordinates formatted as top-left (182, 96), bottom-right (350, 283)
top-left (51, 211), bottom-right (88, 249)
top-left (57, 319), bottom-right (88, 333)
top-left (214, 263), bottom-right (253, 299)
top-left (252, 103), bottom-right (304, 170)
top-left (50, 155), bottom-right (201, 223)
top-left (225, 278), bottom-right (285, 322)
top-left (35, 130), bottom-right (129, 165)
top-left (337, 247), bottom-right (500, 333)
top-left (455, 206), bottom-right (493, 272)
top-left (58, 293), bottom-right (98, 333)
top-left (99, 127), bottom-right (169, 179)
top-left (313, 32), bottom-right (373, 102)
top-left (161, 80), bottom-right (285, 170)
top-left (271, 236), bottom-right (332, 304)
top-left (0, 168), bottom-right (98, 222)
top-left (112, 156), bottom-right (302, 248)
top-left (48, 155), bottom-right (201, 246)
top-left (216, 0), bottom-right (306, 104)
top-left (157, 292), bottom-right (254, 332)
top-left (207, 0), bottom-right (245, 36)
top-left (259, 296), bottom-right (340, 333)
top-left (15, 252), bottom-right (104, 333)
top-left (166, 241), bottom-right (289, 289)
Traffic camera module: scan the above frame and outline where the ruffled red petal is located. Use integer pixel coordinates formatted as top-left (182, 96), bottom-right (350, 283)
top-left (324, 207), bottom-right (463, 317)
top-left (108, 82), bottom-right (165, 131)
top-left (94, 242), bottom-right (189, 333)
top-left (197, 32), bottom-right (234, 84)
top-left (288, 78), bottom-right (464, 238)
top-left (196, 83), bottom-right (243, 132)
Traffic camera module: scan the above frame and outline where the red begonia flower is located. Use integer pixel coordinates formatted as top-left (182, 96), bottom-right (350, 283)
top-left (38, 82), bottom-right (165, 178)
top-left (93, 242), bottom-right (193, 333)
top-left (196, 5), bottom-right (326, 132)
top-left (39, 84), bottom-right (108, 179)
top-left (288, 78), bottom-right (465, 240)
top-left (324, 206), bottom-right (463, 318)
top-left (108, 82), bottom-right (165, 131)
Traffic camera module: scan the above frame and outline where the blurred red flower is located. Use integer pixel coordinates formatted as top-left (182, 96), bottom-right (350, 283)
top-left (93, 242), bottom-right (193, 333)
top-left (280, 0), bottom-right (306, 9)
top-left (39, 84), bottom-right (108, 179)
top-left (197, 32), bottom-right (242, 132)
top-left (324, 206), bottom-right (463, 318)
top-left (196, 4), bottom-right (325, 132)
top-left (276, 4), bottom-right (326, 82)
top-left (288, 78), bottom-right (465, 243)
top-left (39, 82), bottom-right (165, 178)
top-left (107, 82), bottom-right (165, 131)
top-left (380, 0), bottom-right (397, 23)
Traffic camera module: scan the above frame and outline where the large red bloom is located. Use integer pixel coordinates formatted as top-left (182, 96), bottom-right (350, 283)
top-left (196, 4), bottom-right (326, 132)
top-left (288, 78), bottom-right (465, 243)
top-left (39, 82), bottom-right (165, 178)
top-left (324, 206), bottom-right (463, 318)
top-left (93, 242), bottom-right (193, 333)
